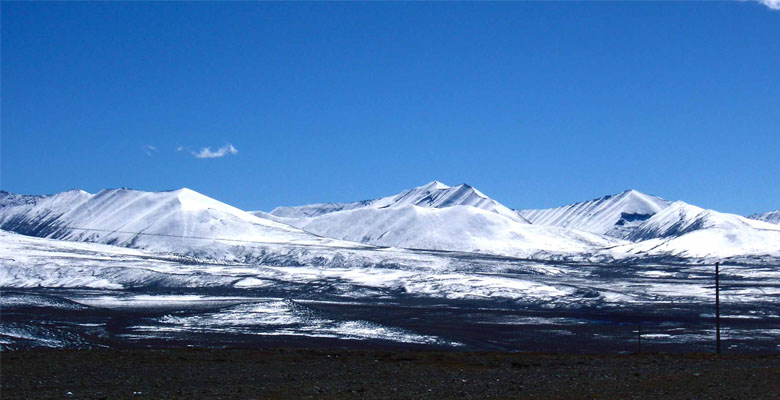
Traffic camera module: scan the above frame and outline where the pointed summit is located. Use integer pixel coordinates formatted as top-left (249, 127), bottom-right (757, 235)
top-left (420, 181), bottom-right (450, 191)
top-left (454, 183), bottom-right (488, 199)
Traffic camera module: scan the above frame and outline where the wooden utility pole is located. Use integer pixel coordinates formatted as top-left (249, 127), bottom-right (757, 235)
top-left (715, 261), bottom-right (721, 355)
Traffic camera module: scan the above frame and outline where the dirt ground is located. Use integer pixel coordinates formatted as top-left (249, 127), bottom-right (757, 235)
top-left (2, 349), bottom-right (779, 399)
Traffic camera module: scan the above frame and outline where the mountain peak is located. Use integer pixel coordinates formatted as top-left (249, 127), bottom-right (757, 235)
top-left (619, 189), bottom-right (641, 196)
top-left (171, 187), bottom-right (202, 198)
top-left (421, 181), bottom-right (450, 191)
top-left (666, 200), bottom-right (703, 212)
top-left (453, 183), bottom-right (487, 199)
top-left (619, 189), bottom-right (661, 201)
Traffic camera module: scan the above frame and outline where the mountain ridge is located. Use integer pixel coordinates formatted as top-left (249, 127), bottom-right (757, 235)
top-left (517, 189), bottom-right (671, 238)
top-left (0, 187), bottom-right (357, 260)
top-left (268, 181), bottom-right (529, 223)
top-left (748, 210), bottom-right (780, 225)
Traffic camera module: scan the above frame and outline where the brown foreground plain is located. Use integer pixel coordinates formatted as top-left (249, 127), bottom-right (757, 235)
top-left (2, 348), bottom-right (779, 399)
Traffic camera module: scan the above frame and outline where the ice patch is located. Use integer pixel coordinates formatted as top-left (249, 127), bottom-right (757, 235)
top-left (135, 299), bottom-right (458, 346)
top-left (234, 277), bottom-right (272, 288)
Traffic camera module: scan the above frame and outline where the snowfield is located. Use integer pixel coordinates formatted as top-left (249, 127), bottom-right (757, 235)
top-left (2, 226), bottom-right (776, 305)
top-left (1, 229), bottom-right (778, 351)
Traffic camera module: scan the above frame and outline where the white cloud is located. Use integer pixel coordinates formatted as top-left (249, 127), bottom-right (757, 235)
top-left (144, 145), bottom-right (158, 156)
top-left (193, 143), bottom-right (238, 159)
top-left (755, 0), bottom-right (780, 9)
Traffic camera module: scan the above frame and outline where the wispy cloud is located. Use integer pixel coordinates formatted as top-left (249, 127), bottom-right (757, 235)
top-left (144, 145), bottom-right (158, 156)
top-left (193, 143), bottom-right (238, 159)
top-left (755, 0), bottom-right (780, 9)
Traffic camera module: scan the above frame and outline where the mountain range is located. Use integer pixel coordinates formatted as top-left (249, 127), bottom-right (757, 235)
top-left (1, 182), bottom-right (778, 261)
top-left (255, 182), bottom-right (613, 257)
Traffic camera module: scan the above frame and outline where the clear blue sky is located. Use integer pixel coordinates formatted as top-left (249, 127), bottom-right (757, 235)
top-left (2, 1), bottom-right (778, 215)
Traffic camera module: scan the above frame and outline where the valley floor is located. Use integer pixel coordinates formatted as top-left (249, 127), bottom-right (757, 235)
top-left (2, 231), bottom-right (778, 353)
top-left (2, 349), bottom-right (779, 399)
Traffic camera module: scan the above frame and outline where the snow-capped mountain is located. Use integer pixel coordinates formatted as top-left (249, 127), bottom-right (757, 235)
top-left (293, 204), bottom-right (619, 256)
top-left (748, 210), bottom-right (780, 225)
top-left (628, 201), bottom-right (779, 241)
top-left (0, 188), bottom-right (356, 260)
top-left (268, 181), bottom-right (528, 223)
top-left (611, 201), bottom-right (780, 259)
top-left (255, 182), bottom-right (619, 257)
top-left (517, 190), bottom-right (671, 239)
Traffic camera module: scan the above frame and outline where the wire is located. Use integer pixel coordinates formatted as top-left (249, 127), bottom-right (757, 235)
top-left (53, 226), bottom-right (311, 246)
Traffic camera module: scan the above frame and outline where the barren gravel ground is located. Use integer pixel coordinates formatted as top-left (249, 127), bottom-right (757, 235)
top-left (2, 349), bottom-right (779, 399)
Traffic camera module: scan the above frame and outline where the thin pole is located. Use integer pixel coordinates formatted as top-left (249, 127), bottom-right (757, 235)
top-left (637, 324), bottom-right (642, 354)
top-left (715, 262), bottom-right (721, 355)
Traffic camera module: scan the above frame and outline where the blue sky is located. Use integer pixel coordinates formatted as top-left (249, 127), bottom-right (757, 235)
top-left (2, 1), bottom-right (778, 215)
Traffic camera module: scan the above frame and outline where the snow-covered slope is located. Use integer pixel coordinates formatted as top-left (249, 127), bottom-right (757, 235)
top-left (610, 201), bottom-right (780, 259)
top-left (0, 189), bottom-right (93, 237)
top-left (0, 190), bottom-right (43, 208)
top-left (267, 181), bottom-right (528, 223)
top-left (748, 210), bottom-right (780, 225)
top-left (295, 204), bottom-right (620, 256)
top-left (518, 190), bottom-right (671, 239)
top-left (0, 188), bottom-right (357, 260)
top-left (628, 201), bottom-right (779, 241)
